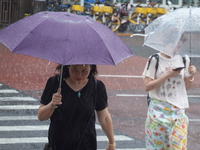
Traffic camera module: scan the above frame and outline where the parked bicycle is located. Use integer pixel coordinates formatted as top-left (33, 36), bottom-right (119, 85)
top-left (83, 0), bottom-right (93, 17)
top-left (46, 0), bottom-right (71, 12)
top-left (46, 0), bottom-right (57, 11)
top-left (92, 0), bottom-right (102, 22)
top-left (92, 0), bottom-right (120, 32)
top-left (145, 1), bottom-right (158, 25)
top-left (101, 1), bottom-right (113, 25)
top-left (107, 1), bottom-right (146, 33)
top-left (130, 0), bottom-right (167, 33)
top-left (107, 2), bottom-right (121, 32)
top-left (115, 1), bottom-right (133, 32)
top-left (156, 1), bottom-right (167, 17)
top-left (130, 0), bottom-right (147, 33)
top-left (71, 0), bottom-right (84, 15)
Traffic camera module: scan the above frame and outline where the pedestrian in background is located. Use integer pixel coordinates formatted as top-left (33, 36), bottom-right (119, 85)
top-left (38, 64), bottom-right (115, 150)
top-left (142, 36), bottom-right (196, 149)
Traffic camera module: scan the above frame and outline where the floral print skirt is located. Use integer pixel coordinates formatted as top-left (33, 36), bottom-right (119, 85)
top-left (145, 99), bottom-right (188, 150)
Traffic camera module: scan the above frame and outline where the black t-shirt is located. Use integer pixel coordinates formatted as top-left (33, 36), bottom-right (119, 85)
top-left (40, 75), bottom-right (108, 150)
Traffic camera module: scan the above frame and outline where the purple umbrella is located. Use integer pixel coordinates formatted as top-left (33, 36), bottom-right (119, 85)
top-left (0, 11), bottom-right (132, 65)
top-left (0, 11), bottom-right (133, 89)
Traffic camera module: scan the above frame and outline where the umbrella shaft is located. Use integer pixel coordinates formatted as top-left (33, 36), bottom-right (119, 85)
top-left (59, 65), bottom-right (63, 93)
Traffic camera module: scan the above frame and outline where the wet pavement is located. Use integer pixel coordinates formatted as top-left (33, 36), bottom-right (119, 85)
top-left (0, 35), bottom-right (200, 149)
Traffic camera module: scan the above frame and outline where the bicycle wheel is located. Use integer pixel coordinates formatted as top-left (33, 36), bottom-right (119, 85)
top-left (103, 16), bottom-right (111, 26)
top-left (109, 16), bottom-right (120, 32)
top-left (96, 15), bottom-right (103, 24)
top-left (129, 15), bottom-right (137, 32)
top-left (129, 22), bottom-right (137, 32)
top-left (129, 15), bottom-right (146, 33)
top-left (134, 23), bottom-right (146, 33)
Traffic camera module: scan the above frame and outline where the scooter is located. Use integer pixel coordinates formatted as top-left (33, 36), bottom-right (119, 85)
top-left (117, 1), bottom-right (133, 32)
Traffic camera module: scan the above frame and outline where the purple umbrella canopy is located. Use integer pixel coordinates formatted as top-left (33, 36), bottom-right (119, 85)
top-left (0, 11), bottom-right (133, 65)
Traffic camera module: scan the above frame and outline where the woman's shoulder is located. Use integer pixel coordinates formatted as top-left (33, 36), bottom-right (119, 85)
top-left (96, 79), bottom-right (106, 90)
top-left (45, 75), bottom-right (60, 88)
top-left (48, 75), bottom-right (60, 81)
top-left (89, 77), bottom-right (106, 89)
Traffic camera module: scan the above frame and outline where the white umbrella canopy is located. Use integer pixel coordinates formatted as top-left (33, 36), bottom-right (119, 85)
top-left (144, 7), bottom-right (200, 58)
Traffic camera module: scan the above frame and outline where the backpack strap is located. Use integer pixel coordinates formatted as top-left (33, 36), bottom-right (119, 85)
top-left (147, 53), bottom-right (159, 73)
top-left (182, 55), bottom-right (186, 67)
top-left (179, 54), bottom-right (187, 68)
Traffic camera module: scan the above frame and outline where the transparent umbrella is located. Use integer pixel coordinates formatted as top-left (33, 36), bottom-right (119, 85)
top-left (143, 7), bottom-right (200, 58)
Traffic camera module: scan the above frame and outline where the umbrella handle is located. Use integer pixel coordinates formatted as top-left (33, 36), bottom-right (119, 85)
top-left (57, 88), bottom-right (61, 94)
top-left (58, 64), bottom-right (64, 94)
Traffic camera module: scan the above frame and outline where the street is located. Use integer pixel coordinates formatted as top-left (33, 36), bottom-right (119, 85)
top-left (0, 35), bottom-right (200, 149)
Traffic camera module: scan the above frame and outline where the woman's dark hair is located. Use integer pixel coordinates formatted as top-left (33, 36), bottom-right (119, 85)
top-left (55, 64), bottom-right (98, 79)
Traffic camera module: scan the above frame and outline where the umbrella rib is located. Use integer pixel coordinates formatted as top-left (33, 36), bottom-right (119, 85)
top-left (84, 19), bottom-right (116, 64)
top-left (11, 18), bottom-right (48, 53)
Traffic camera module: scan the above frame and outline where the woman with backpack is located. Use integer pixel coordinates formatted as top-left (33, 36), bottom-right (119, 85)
top-left (38, 64), bottom-right (115, 150)
top-left (142, 36), bottom-right (196, 149)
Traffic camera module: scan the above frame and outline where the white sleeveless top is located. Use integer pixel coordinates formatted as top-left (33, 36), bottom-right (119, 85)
top-left (142, 53), bottom-right (190, 109)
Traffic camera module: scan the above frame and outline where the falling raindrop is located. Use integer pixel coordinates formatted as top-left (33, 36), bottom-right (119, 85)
top-left (47, 61), bottom-right (51, 66)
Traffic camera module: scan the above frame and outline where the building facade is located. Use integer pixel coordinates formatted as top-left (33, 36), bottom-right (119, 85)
top-left (0, 0), bottom-right (33, 26)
